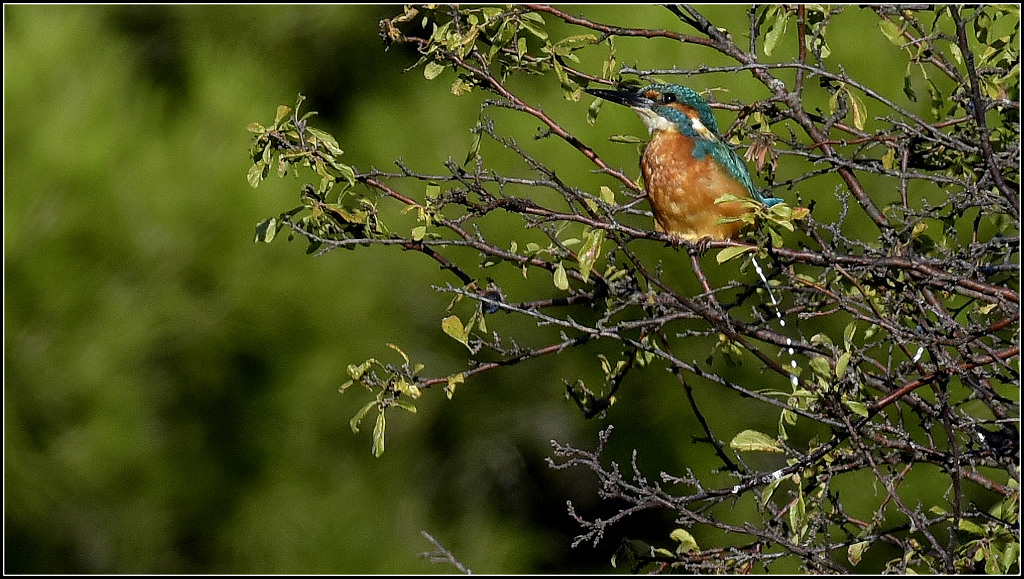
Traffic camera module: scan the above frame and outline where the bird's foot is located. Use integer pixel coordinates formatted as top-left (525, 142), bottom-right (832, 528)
top-left (691, 236), bottom-right (714, 255)
top-left (663, 234), bottom-right (713, 255)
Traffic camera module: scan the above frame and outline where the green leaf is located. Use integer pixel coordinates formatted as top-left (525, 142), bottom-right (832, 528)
top-left (958, 519), bottom-right (987, 535)
top-left (781, 407), bottom-right (798, 427)
top-left (828, 89), bottom-right (840, 117)
top-left (609, 134), bottom-right (642, 144)
top-left (807, 32), bottom-right (831, 59)
top-left (730, 429), bottom-right (784, 453)
top-left (520, 12), bottom-right (548, 39)
top-left (769, 203), bottom-right (794, 221)
top-left (350, 400), bottom-right (376, 434)
top-left (335, 161), bottom-right (357, 187)
top-left (716, 245), bottom-right (754, 264)
top-left (554, 262), bottom-right (570, 290)
top-left (254, 218), bottom-right (277, 243)
top-left (764, 7), bottom-right (789, 56)
top-left (371, 411), bottom-right (386, 457)
top-left (999, 541), bottom-right (1020, 574)
top-left (903, 71), bottom-right (918, 102)
top-left (836, 351), bottom-right (851, 377)
top-left (554, 33), bottom-right (598, 51)
top-left (843, 322), bottom-right (856, 350)
top-left (949, 41), bottom-right (964, 66)
top-left (809, 355), bottom-right (832, 378)
top-left (587, 96), bottom-right (603, 125)
top-left (306, 127), bottom-right (342, 155)
top-left (551, 57), bottom-right (569, 85)
top-left (927, 78), bottom-right (944, 119)
top-left (879, 19), bottom-right (903, 46)
top-left (845, 400), bottom-right (869, 417)
top-left (789, 487), bottom-right (807, 539)
top-left (715, 193), bottom-right (751, 205)
top-left (424, 61), bottom-right (446, 80)
top-left (247, 161), bottom-right (266, 188)
top-left (464, 125), bottom-right (483, 165)
top-left (762, 476), bottom-right (784, 507)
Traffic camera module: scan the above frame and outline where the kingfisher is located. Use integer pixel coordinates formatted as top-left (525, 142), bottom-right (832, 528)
top-left (587, 83), bottom-right (783, 244)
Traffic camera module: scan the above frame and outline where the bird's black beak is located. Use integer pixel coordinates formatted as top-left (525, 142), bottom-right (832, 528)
top-left (585, 86), bottom-right (654, 109)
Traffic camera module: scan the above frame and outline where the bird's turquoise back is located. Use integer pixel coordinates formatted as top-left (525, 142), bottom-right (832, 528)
top-left (639, 84), bottom-right (782, 207)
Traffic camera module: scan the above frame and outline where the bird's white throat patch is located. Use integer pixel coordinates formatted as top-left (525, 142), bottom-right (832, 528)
top-left (632, 107), bottom-right (714, 140)
top-left (632, 107), bottom-right (676, 133)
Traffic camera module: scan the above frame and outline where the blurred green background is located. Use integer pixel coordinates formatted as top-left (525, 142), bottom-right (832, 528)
top-left (4, 5), bottom-right (970, 574)
top-left (2, 5), bottom-right (649, 573)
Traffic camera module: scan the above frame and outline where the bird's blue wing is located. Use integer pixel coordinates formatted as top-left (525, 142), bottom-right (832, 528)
top-left (697, 138), bottom-right (784, 207)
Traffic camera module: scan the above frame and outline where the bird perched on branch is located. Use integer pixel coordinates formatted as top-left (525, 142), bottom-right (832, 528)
top-left (587, 83), bottom-right (782, 245)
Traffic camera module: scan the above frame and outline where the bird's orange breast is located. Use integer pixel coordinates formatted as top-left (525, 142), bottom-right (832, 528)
top-left (640, 130), bottom-right (753, 242)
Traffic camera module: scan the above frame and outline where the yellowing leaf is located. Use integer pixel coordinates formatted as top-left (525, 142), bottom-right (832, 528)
top-left (274, 104), bottom-right (292, 126)
top-left (669, 528), bottom-right (699, 554)
top-left (445, 373), bottom-right (464, 400)
top-left (848, 88), bottom-right (867, 130)
top-left (730, 429), bottom-right (784, 453)
top-left (882, 147), bottom-right (897, 171)
top-left (441, 315), bottom-right (470, 349)
top-left (848, 540), bottom-right (870, 566)
top-left (577, 228), bottom-right (605, 282)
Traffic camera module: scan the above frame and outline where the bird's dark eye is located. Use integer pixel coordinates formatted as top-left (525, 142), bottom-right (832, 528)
top-left (662, 93), bottom-right (677, 104)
